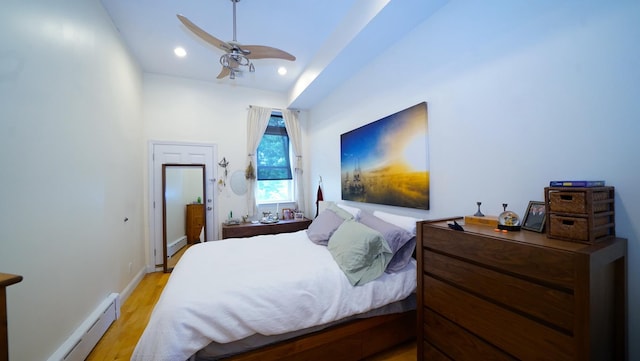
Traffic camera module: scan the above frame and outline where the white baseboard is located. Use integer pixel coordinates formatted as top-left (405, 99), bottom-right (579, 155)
top-left (46, 293), bottom-right (119, 361)
top-left (46, 266), bottom-right (148, 361)
top-left (119, 267), bottom-right (146, 306)
top-left (167, 236), bottom-right (188, 258)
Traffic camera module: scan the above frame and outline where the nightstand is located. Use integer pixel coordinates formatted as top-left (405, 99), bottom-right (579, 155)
top-left (222, 218), bottom-right (312, 239)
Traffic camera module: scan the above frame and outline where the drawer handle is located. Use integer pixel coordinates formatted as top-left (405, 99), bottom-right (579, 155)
top-left (562, 220), bottom-right (575, 226)
top-left (560, 195), bottom-right (574, 201)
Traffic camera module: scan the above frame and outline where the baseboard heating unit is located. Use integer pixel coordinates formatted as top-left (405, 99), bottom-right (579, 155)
top-left (168, 235), bottom-right (188, 258)
top-left (47, 293), bottom-right (120, 361)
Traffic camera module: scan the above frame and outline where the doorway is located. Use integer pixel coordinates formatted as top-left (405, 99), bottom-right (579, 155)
top-left (148, 141), bottom-right (217, 269)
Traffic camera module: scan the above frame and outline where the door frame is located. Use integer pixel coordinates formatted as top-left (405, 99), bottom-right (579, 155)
top-left (148, 140), bottom-right (218, 271)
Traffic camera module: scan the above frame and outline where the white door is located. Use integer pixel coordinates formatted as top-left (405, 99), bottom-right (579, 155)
top-left (149, 142), bottom-right (217, 267)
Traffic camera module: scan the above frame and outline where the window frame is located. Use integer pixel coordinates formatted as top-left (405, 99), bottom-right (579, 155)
top-left (255, 114), bottom-right (294, 204)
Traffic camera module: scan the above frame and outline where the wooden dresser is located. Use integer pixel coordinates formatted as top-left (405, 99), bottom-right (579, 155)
top-left (222, 218), bottom-right (312, 239)
top-left (417, 219), bottom-right (627, 361)
top-left (186, 204), bottom-right (204, 244)
top-left (1, 273), bottom-right (22, 361)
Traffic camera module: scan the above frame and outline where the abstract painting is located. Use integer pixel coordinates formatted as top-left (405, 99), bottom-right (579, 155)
top-left (341, 102), bottom-right (429, 210)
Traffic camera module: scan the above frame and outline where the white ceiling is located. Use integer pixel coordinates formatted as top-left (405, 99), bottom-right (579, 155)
top-left (99, 0), bottom-right (447, 109)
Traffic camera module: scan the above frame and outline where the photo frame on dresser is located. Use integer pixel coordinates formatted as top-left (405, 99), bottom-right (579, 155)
top-left (281, 208), bottom-right (294, 220)
top-left (522, 201), bottom-right (546, 232)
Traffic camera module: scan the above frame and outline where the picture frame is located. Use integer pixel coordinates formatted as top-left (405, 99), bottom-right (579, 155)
top-left (522, 201), bottom-right (546, 232)
top-left (281, 208), bottom-right (294, 220)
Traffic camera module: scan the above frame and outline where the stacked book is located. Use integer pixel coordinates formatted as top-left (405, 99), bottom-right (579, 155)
top-left (549, 180), bottom-right (605, 187)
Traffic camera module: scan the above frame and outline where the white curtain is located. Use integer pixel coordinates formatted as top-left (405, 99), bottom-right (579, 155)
top-left (282, 109), bottom-right (305, 214)
top-left (246, 106), bottom-right (271, 217)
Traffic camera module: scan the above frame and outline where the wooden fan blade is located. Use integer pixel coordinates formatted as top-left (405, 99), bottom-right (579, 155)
top-left (216, 66), bottom-right (231, 79)
top-left (177, 14), bottom-right (232, 52)
top-left (242, 45), bottom-right (296, 61)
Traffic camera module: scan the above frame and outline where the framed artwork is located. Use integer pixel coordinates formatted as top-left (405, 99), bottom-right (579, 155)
top-left (340, 102), bottom-right (429, 210)
top-left (522, 201), bottom-right (546, 232)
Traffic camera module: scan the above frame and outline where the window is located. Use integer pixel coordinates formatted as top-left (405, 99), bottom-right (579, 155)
top-left (256, 114), bottom-right (293, 203)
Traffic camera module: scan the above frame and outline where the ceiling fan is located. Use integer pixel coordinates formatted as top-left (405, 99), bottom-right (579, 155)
top-left (177, 0), bottom-right (296, 80)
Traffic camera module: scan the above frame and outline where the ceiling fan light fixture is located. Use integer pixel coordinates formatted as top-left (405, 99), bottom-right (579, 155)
top-left (220, 51), bottom-right (254, 77)
top-left (219, 54), bottom-right (229, 67)
top-left (178, 0), bottom-right (295, 80)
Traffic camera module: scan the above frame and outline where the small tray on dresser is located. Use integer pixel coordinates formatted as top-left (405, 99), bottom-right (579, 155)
top-left (259, 219), bottom-right (279, 224)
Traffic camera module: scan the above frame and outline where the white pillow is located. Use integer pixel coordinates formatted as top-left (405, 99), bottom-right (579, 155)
top-left (336, 203), bottom-right (361, 219)
top-left (317, 201), bottom-right (333, 215)
top-left (372, 211), bottom-right (421, 235)
top-left (317, 201), bottom-right (361, 219)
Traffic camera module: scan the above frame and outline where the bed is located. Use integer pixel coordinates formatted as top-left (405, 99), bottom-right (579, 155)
top-left (132, 202), bottom-right (420, 361)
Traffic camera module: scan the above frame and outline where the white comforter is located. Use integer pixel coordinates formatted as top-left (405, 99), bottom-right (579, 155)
top-left (132, 230), bottom-right (416, 361)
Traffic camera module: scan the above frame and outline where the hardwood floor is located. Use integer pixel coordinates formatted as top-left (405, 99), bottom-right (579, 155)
top-left (86, 272), bottom-right (417, 360)
top-left (363, 340), bottom-right (416, 361)
top-left (86, 272), bottom-right (170, 361)
top-left (167, 244), bottom-right (191, 269)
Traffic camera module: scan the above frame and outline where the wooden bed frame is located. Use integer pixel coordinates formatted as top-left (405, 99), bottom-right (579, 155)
top-left (225, 310), bottom-right (416, 361)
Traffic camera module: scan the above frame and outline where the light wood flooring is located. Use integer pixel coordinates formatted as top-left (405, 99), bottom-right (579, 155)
top-left (167, 243), bottom-right (191, 269)
top-left (86, 272), bottom-right (417, 361)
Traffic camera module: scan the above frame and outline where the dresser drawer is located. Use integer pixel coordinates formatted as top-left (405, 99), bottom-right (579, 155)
top-left (423, 250), bottom-right (574, 332)
top-left (423, 275), bottom-right (573, 361)
top-left (422, 342), bottom-right (451, 361)
top-left (423, 226), bottom-right (576, 289)
top-left (423, 309), bottom-right (516, 361)
top-left (548, 190), bottom-right (588, 213)
top-left (548, 213), bottom-right (615, 243)
top-left (547, 188), bottom-right (613, 214)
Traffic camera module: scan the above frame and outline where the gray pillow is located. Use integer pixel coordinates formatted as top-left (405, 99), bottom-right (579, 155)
top-left (357, 210), bottom-right (415, 273)
top-left (387, 236), bottom-right (416, 273)
top-left (306, 209), bottom-right (345, 245)
top-left (327, 220), bottom-right (393, 286)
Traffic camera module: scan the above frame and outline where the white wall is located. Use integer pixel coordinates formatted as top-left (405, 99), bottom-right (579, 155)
top-left (142, 74), bottom-right (300, 234)
top-left (0, 1), bottom-right (144, 360)
top-left (307, 0), bottom-right (640, 358)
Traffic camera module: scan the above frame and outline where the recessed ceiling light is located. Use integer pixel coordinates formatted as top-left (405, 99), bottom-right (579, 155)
top-left (174, 47), bottom-right (187, 58)
top-left (277, 66), bottom-right (287, 76)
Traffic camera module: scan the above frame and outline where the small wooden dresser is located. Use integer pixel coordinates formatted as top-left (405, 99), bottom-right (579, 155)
top-left (186, 204), bottom-right (205, 244)
top-left (417, 219), bottom-right (627, 361)
top-left (1, 273), bottom-right (22, 361)
top-left (222, 218), bottom-right (312, 239)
